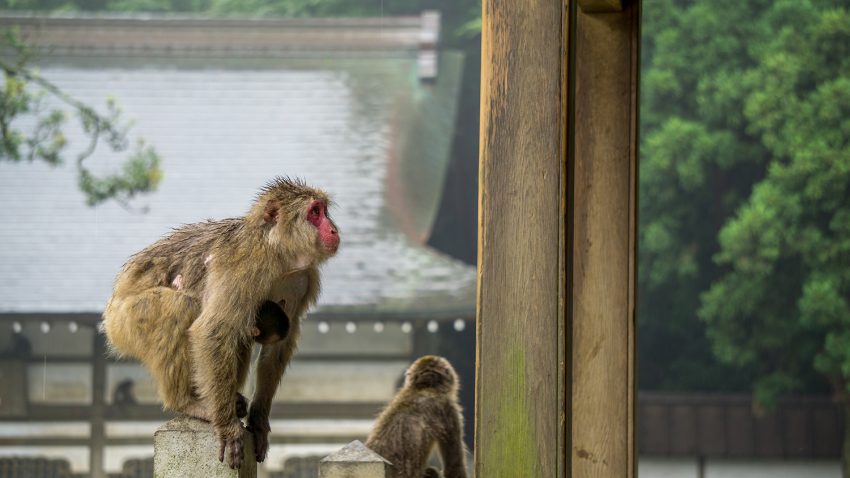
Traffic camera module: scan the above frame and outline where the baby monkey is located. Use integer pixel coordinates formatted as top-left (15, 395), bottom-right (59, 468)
top-left (252, 300), bottom-right (290, 345)
top-left (366, 355), bottom-right (467, 478)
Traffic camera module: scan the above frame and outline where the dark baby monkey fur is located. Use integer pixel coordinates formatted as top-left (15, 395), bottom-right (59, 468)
top-left (101, 177), bottom-right (339, 468)
top-left (366, 356), bottom-right (467, 478)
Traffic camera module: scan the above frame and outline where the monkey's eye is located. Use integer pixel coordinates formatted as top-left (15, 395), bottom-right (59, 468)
top-left (311, 205), bottom-right (322, 216)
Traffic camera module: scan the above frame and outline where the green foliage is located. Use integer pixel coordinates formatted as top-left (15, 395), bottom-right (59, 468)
top-left (699, 1), bottom-right (850, 406)
top-left (641, 0), bottom-right (850, 408)
top-left (639, 0), bottom-right (772, 392)
top-left (0, 30), bottom-right (162, 207)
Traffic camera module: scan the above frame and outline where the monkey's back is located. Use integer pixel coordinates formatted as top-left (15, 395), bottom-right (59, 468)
top-left (118, 219), bottom-right (245, 296)
top-left (367, 391), bottom-right (447, 478)
top-left (101, 218), bottom-right (244, 360)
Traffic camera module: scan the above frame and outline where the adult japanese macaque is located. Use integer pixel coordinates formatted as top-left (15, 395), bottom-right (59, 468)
top-left (101, 178), bottom-right (340, 468)
top-left (366, 355), bottom-right (467, 478)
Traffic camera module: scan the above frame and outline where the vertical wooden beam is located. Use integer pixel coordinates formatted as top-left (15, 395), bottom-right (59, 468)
top-left (570, 2), bottom-right (639, 478)
top-left (477, 0), bottom-right (639, 477)
top-left (476, 0), bottom-right (568, 476)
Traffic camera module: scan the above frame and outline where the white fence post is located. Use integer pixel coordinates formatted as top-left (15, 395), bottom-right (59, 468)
top-left (153, 416), bottom-right (256, 478)
top-left (319, 440), bottom-right (392, 478)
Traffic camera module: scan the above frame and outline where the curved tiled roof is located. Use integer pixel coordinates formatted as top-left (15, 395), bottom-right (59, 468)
top-left (0, 15), bottom-right (475, 318)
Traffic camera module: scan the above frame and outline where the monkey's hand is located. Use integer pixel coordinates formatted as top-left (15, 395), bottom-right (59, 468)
top-left (246, 406), bottom-right (271, 462)
top-left (217, 420), bottom-right (244, 469)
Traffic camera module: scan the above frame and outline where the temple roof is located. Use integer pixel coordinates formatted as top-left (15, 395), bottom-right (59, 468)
top-left (0, 13), bottom-right (475, 318)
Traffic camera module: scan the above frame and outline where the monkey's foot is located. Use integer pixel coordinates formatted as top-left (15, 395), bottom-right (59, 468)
top-left (217, 421), bottom-right (245, 469)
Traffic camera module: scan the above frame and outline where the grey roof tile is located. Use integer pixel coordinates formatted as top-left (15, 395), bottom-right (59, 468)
top-left (0, 50), bottom-right (475, 317)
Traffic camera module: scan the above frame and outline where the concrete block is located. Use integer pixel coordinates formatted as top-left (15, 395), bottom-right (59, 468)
top-left (319, 440), bottom-right (392, 478)
top-left (154, 416), bottom-right (256, 478)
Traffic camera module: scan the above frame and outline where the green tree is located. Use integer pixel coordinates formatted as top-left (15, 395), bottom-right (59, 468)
top-left (639, 0), bottom-right (775, 391)
top-left (1, 31), bottom-right (162, 207)
top-left (697, 2), bottom-right (850, 473)
top-left (641, 0), bottom-right (850, 471)
top-left (638, 0), bottom-right (850, 405)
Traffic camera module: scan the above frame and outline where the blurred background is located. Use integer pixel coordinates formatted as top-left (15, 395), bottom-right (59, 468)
top-left (1, 0), bottom-right (850, 477)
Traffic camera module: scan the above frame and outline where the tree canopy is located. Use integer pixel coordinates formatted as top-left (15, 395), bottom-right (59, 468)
top-left (640, 0), bottom-right (850, 407)
top-left (699, 1), bottom-right (850, 405)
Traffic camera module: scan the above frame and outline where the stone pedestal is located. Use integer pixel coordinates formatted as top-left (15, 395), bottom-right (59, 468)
top-left (319, 440), bottom-right (392, 478)
top-left (154, 416), bottom-right (256, 478)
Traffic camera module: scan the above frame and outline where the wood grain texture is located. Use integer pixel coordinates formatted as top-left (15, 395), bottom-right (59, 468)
top-left (570, 2), bottom-right (639, 478)
top-left (578, 0), bottom-right (624, 12)
top-left (475, 0), bottom-right (567, 476)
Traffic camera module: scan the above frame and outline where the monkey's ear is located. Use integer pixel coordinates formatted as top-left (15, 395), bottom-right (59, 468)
top-left (263, 200), bottom-right (280, 224)
top-left (251, 327), bottom-right (261, 337)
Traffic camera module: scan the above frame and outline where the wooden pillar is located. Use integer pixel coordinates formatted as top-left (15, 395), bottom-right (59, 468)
top-left (571, 1), bottom-right (640, 476)
top-left (476, 1), bottom-right (639, 477)
top-left (476, 1), bottom-right (568, 476)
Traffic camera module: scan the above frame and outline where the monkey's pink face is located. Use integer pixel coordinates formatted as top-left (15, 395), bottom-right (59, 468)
top-left (307, 200), bottom-right (339, 255)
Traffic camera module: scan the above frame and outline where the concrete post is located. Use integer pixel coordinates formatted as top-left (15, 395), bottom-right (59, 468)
top-left (318, 440), bottom-right (392, 478)
top-left (154, 416), bottom-right (256, 478)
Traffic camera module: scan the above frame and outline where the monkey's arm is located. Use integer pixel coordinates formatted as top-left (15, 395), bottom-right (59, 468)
top-left (437, 404), bottom-right (468, 478)
top-left (246, 340), bottom-right (296, 462)
top-left (247, 268), bottom-right (319, 462)
top-left (189, 288), bottom-right (254, 469)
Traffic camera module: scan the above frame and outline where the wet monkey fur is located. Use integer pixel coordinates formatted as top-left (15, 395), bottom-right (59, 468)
top-left (101, 178), bottom-right (339, 468)
top-left (144, 297), bottom-right (290, 420)
top-left (366, 356), bottom-right (467, 478)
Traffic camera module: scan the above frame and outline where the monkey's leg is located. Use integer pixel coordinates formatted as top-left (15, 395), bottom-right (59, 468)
top-left (180, 399), bottom-right (213, 421)
top-left (103, 287), bottom-right (200, 413)
top-left (437, 406), bottom-right (468, 478)
top-left (177, 394), bottom-right (248, 422)
top-left (189, 290), bottom-right (255, 469)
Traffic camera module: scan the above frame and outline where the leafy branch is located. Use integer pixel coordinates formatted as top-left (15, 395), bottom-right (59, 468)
top-left (0, 30), bottom-right (162, 208)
